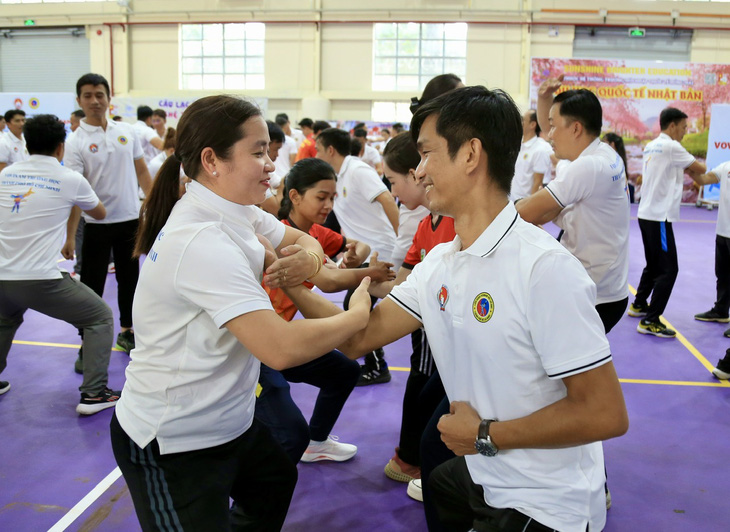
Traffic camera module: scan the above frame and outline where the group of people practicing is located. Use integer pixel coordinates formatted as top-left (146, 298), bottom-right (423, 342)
top-left (0, 66), bottom-right (725, 532)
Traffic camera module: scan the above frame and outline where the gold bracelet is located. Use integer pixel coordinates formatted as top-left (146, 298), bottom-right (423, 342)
top-left (307, 250), bottom-right (323, 278)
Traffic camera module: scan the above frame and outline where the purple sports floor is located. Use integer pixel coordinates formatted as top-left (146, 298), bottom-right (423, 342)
top-left (1, 204), bottom-right (728, 531)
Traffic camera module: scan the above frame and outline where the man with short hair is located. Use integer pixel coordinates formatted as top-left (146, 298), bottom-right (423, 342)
top-left (354, 128), bottom-right (383, 175)
top-left (0, 114), bottom-right (121, 414)
top-left (151, 108), bottom-right (167, 139)
top-left (69, 110), bottom-right (85, 133)
top-left (509, 109), bottom-right (552, 199)
top-left (0, 109), bottom-right (29, 172)
top-left (274, 113), bottom-right (298, 175)
top-left (64, 73), bottom-right (154, 360)
top-left (133, 105), bottom-right (164, 164)
top-left (630, 107), bottom-right (708, 338)
top-left (296, 120), bottom-right (330, 161)
top-left (517, 80), bottom-right (630, 335)
top-left (284, 86), bottom-right (629, 532)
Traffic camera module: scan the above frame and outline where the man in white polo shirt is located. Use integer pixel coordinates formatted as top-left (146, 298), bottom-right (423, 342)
top-left (65, 73), bottom-right (153, 359)
top-left (517, 79), bottom-right (630, 334)
top-left (274, 113), bottom-right (298, 176)
top-left (0, 109), bottom-right (29, 173)
top-left (0, 114), bottom-right (120, 414)
top-left (354, 128), bottom-right (384, 175)
top-left (133, 105), bottom-right (164, 164)
top-left (287, 86), bottom-right (628, 532)
top-left (316, 126), bottom-right (400, 384)
top-left (509, 109), bottom-right (552, 200)
top-left (630, 107), bottom-right (707, 338)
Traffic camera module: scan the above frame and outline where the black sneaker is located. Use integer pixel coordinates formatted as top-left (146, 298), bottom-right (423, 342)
top-left (76, 387), bottom-right (121, 415)
top-left (627, 302), bottom-right (648, 318)
top-left (0, 381), bottom-right (10, 395)
top-left (75, 346), bottom-right (83, 374)
top-left (637, 319), bottom-right (677, 338)
top-left (713, 349), bottom-right (730, 380)
top-left (356, 365), bottom-right (391, 386)
top-left (694, 310), bottom-right (730, 323)
top-left (724, 327), bottom-right (730, 338)
top-left (116, 330), bottom-right (135, 354)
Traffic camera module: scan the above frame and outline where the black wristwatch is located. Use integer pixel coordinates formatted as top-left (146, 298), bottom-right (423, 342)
top-left (474, 419), bottom-right (499, 457)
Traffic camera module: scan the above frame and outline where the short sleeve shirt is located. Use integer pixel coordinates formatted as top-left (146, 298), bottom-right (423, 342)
top-left (0, 132), bottom-right (29, 166)
top-left (403, 214), bottom-right (456, 268)
top-left (133, 121), bottom-right (161, 164)
top-left (637, 132), bottom-right (696, 222)
top-left (510, 136), bottom-right (553, 199)
top-left (0, 155), bottom-right (99, 280)
top-left (64, 119), bottom-right (144, 224)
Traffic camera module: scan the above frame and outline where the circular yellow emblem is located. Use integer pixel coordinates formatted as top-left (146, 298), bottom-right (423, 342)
top-left (118, 136), bottom-right (128, 145)
top-left (472, 292), bottom-right (494, 323)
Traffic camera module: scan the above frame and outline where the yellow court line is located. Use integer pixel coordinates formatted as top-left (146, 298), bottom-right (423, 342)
top-left (618, 378), bottom-right (727, 388)
top-left (629, 217), bottom-right (715, 224)
top-left (12, 340), bottom-right (125, 352)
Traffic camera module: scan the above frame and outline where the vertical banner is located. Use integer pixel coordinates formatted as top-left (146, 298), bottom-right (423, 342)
top-left (705, 104), bottom-right (730, 203)
top-left (530, 59), bottom-right (730, 204)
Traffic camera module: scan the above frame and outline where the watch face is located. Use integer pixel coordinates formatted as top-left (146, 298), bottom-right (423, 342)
top-left (475, 438), bottom-right (498, 457)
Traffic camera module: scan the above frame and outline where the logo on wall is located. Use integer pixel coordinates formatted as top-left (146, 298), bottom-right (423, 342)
top-left (14, 98), bottom-right (22, 109)
top-left (118, 136), bottom-right (128, 145)
top-left (472, 292), bottom-right (494, 323)
top-left (437, 285), bottom-right (449, 311)
top-left (29, 98), bottom-right (40, 109)
top-left (89, 144), bottom-right (99, 153)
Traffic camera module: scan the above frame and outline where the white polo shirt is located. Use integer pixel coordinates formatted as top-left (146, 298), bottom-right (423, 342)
top-left (64, 119), bottom-right (144, 224)
top-left (0, 155), bottom-right (99, 280)
top-left (274, 135), bottom-right (297, 177)
top-left (115, 180), bottom-right (285, 454)
top-left (389, 202), bottom-right (610, 532)
top-left (637, 132), bottom-right (696, 222)
top-left (391, 204), bottom-right (430, 268)
top-left (510, 136), bottom-right (552, 200)
top-left (333, 155), bottom-right (395, 262)
top-left (545, 138), bottom-right (630, 304)
top-left (710, 162), bottom-right (730, 238)
top-left (360, 144), bottom-right (382, 170)
top-left (133, 120), bottom-right (162, 164)
top-left (0, 131), bottom-right (29, 167)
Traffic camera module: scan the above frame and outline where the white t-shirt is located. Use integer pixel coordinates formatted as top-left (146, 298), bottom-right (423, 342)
top-left (510, 136), bottom-right (552, 200)
top-left (389, 202), bottom-right (610, 532)
top-left (360, 144), bottom-right (382, 170)
top-left (274, 135), bottom-right (297, 177)
top-left (710, 162), bottom-right (730, 238)
top-left (64, 119), bottom-right (144, 224)
top-left (333, 155), bottom-right (395, 263)
top-left (0, 154), bottom-right (99, 280)
top-left (133, 120), bottom-right (162, 164)
top-left (637, 132), bottom-right (696, 223)
top-left (391, 204), bottom-right (430, 268)
top-left (115, 180), bottom-right (286, 455)
top-left (0, 131), bottom-right (29, 167)
top-left (545, 138), bottom-right (630, 304)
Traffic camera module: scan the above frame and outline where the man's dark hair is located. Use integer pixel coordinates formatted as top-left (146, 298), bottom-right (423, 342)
top-left (75, 73), bottom-right (110, 98)
top-left (552, 89), bottom-right (602, 138)
top-left (4, 109), bottom-right (26, 122)
top-left (392, 123), bottom-right (404, 133)
top-left (410, 86), bottom-right (522, 194)
top-left (527, 109), bottom-right (540, 136)
top-left (152, 108), bottom-right (167, 120)
top-left (24, 114), bottom-right (66, 156)
top-left (112, 115), bottom-right (123, 122)
top-left (313, 120), bottom-right (331, 135)
top-left (381, 128), bottom-right (390, 136)
top-left (298, 118), bottom-right (313, 128)
top-left (353, 129), bottom-right (368, 139)
top-left (659, 107), bottom-right (688, 131)
top-left (267, 120), bottom-right (285, 144)
top-left (353, 122), bottom-right (366, 131)
top-left (350, 138), bottom-right (362, 156)
top-left (317, 128), bottom-right (351, 157)
top-left (71, 109), bottom-right (86, 119)
top-left (137, 106), bottom-right (154, 121)
top-left (275, 113), bottom-right (289, 127)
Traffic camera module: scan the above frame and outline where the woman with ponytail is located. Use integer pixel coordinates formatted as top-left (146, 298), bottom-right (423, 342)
top-left (112, 95), bottom-right (374, 531)
top-left (256, 158), bottom-right (395, 465)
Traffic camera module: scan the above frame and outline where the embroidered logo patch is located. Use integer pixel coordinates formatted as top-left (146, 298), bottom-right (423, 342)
top-left (472, 292), bottom-right (494, 323)
top-left (342, 186), bottom-right (347, 198)
top-left (437, 285), bottom-right (449, 311)
top-left (89, 144), bottom-right (99, 153)
top-left (118, 136), bottom-right (128, 145)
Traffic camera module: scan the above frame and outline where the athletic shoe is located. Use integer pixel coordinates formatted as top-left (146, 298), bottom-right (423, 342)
top-left (300, 435), bottom-right (357, 463)
top-left (74, 347), bottom-right (83, 375)
top-left (712, 349), bottom-right (730, 380)
top-left (356, 366), bottom-right (391, 386)
top-left (694, 310), bottom-right (730, 323)
top-left (108, 262), bottom-right (116, 274)
top-left (627, 302), bottom-right (648, 318)
top-left (384, 448), bottom-right (421, 483)
top-left (0, 381), bottom-right (10, 395)
top-left (724, 327), bottom-right (730, 339)
top-left (606, 487), bottom-right (612, 510)
top-left (637, 320), bottom-right (677, 338)
top-left (407, 478), bottom-right (423, 502)
top-left (116, 330), bottom-right (135, 354)
top-left (76, 387), bottom-right (121, 415)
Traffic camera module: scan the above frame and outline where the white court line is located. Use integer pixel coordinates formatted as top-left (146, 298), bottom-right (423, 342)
top-left (47, 467), bottom-right (122, 532)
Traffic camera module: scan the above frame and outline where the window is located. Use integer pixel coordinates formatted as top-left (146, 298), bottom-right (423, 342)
top-left (373, 22), bottom-right (467, 92)
top-left (180, 23), bottom-right (265, 91)
top-left (371, 101), bottom-right (413, 123)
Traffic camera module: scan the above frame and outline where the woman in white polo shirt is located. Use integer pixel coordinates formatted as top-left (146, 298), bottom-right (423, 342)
top-left (110, 95), bottom-right (372, 531)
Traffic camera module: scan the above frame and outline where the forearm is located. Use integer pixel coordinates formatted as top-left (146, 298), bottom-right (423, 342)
top-left (285, 284), bottom-right (345, 319)
top-left (66, 206), bottom-right (81, 241)
top-left (531, 173), bottom-right (544, 195)
top-left (312, 266), bottom-right (377, 293)
top-left (354, 241), bottom-right (370, 265)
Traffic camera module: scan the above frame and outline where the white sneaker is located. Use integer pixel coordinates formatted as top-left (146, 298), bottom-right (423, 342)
top-left (407, 478), bottom-right (423, 502)
top-left (300, 435), bottom-right (357, 463)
